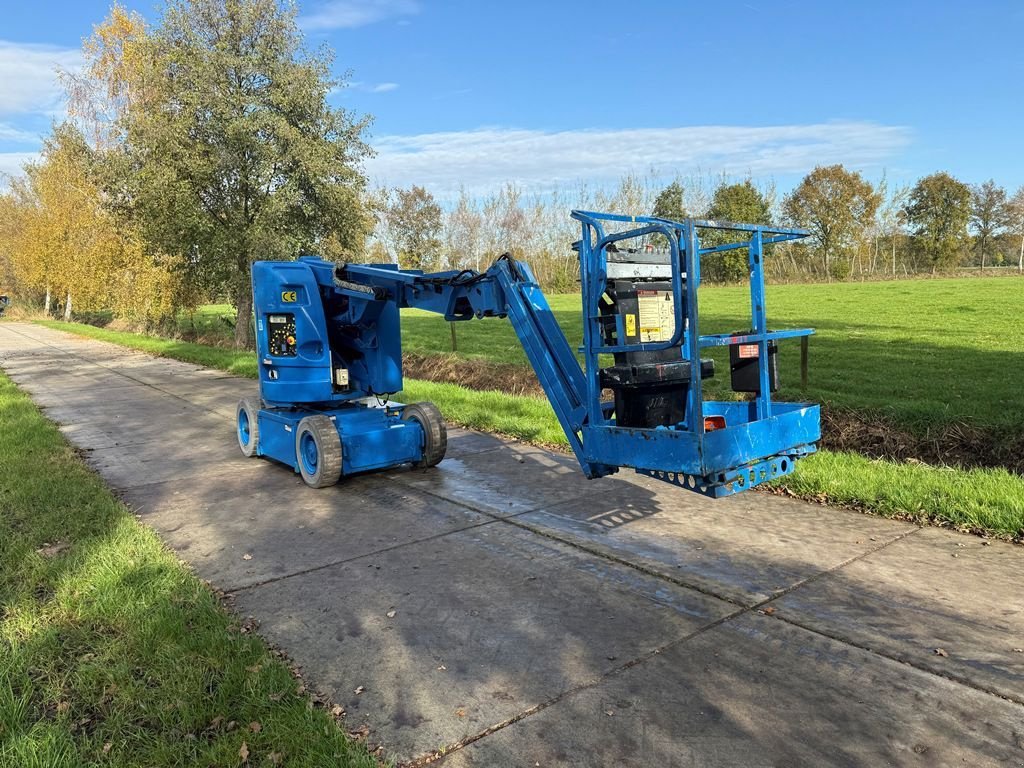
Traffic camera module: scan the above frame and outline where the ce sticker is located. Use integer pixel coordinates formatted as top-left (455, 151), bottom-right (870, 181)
top-left (281, 290), bottom-right (298, 303)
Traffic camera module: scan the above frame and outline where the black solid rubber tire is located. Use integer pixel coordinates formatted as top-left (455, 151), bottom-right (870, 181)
top-left (402, 402), bottom-right (447, 468)
top-left (295, 415), bottom-right (343, 488)
top-left (236, 397), bottom-right (260, 458)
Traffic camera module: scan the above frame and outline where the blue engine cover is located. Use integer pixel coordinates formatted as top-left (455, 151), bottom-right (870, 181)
top-left (252, 259), bottom-right (404, 406)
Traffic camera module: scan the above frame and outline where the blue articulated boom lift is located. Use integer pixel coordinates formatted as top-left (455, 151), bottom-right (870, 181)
top-left (236, 211), bottom-right (821, 497)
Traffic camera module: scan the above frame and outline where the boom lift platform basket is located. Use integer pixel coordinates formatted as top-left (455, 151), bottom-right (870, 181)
top-left (237, 211), bottom-right (820, 497)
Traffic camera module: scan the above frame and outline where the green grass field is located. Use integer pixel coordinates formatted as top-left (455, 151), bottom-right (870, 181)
top-left (0, 372), bottom-right (378, 767)
top-left (402, 277), bottom-right (1024, 434)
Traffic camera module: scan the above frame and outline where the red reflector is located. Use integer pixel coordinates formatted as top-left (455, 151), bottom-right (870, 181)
top-left (737, 343), bottom-right (759, 359)
top-left (704, 416), bottom-right (726, 432)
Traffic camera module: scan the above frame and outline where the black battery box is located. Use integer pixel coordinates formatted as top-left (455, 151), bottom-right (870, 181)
top-left (729, 335), bottom-right (778, 393)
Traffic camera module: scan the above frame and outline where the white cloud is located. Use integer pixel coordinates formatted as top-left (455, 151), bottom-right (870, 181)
top-left (338, 80), bottom-right (400, 95)
top-left (0, 40), bottom-right (81, 117)
top-left (300, 0), bottom-right (418, 31)
top-left (0, 151), bottom-right (38, 182)
top-left (366, 121), bottom-right (912, 196)
top-left (0, 123), bottom-right (38, 144)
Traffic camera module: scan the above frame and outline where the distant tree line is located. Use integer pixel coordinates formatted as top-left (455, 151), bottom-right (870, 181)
top-left (371, 168), bottom-right (1024, 290)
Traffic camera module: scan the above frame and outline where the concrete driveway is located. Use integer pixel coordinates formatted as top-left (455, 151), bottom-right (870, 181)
top-left (1, 322), bottom-right (1022, 767)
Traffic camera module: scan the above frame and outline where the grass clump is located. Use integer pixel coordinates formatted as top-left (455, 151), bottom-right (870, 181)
top-left (0, 372), bottom-right (378, 767)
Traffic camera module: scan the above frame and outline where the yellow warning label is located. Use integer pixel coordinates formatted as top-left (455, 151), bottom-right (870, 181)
top-left (637, 290), bottom-right (675, 342)
top-left (625, 313), bottom-right (637, 337)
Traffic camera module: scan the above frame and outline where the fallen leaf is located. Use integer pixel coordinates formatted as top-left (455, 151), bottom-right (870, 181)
top-left (239, 741), bottom-right (249, 762)
top-left (102, 742), bottom-right (112, 754)
top-left (268, 752), bottom-right (284, 766)
top-left (36, 541), bottom-right (70, 558)
top-left (762, 606), bottom-right (776, 616)
top-left (934, 648), bottom-right (948, 657)
top-left (209, 715), bottom-right (224, 729)
top-left (605, 709), bottom-right (615, 717)
top-left (249, 721), bottom-right (261, 733)
top-left (455, 708), bottom-right (466, 718)
top-left (226, 720), bottom-right (238, 731)
top-left (56, 701), bottom-right (70, 714)
top-left (269, 692), bottom-right (283, 702)
top-left (385, 609), bottom-right (396, 619)
top-left (331, 704), bottom-right (344, 717)
top-left (354, 686), bottom-right (365, 695)
top-left (242, 553), bottom-right (253, 561)
top-left (246, 664), bottom-right (262, 673)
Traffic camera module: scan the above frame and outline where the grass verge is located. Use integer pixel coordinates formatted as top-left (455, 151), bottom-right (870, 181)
top-left (0, 371), bottom-right (378, 767)
top-left (32, 319), bottom-right (1024, 541)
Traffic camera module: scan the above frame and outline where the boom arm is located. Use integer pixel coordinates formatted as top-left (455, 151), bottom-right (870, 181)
top-left (338, 256), bottom-right (612, 477)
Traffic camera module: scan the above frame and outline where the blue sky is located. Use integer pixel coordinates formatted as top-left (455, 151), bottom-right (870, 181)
top-left (2, 0), bottom-right (1022, 199)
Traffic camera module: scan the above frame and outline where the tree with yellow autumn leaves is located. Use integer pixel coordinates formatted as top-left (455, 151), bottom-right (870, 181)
top-left (1, 0), bottom-right (371, 342)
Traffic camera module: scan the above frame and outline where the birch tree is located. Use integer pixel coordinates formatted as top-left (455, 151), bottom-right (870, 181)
top-left (118, 0), bottom-right (372, 347)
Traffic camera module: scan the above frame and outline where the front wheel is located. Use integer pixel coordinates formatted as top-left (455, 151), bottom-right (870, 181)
top-left (295, 415), bottom-right (343, 488)
top-left (236, 398), bottom-right (260, 457)
top-left (401, 402), bottom-right (447, 468)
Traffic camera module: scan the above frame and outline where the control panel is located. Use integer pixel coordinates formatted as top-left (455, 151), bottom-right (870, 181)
top-left (267, 313), bottom-right (297, 357)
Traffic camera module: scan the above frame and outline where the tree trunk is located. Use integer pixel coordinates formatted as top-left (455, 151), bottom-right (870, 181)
top-left (44, 286), bottom-right (51, 315)
top-left (234, 287), bottom-right (253, 349)
top-left (1019, 232), bottom-right (1023, 273)
top-left (891, 238), bottom-right (896, 277)
top-left (63, 291), bottom-right (72, 322)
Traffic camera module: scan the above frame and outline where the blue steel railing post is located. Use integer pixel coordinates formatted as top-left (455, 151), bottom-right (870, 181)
top-left (685, 222), bottom-right (705, 439)
top-left (749, 229), bottom-right (772, 419)
top-left (578, 219), bottom-right (605, 429)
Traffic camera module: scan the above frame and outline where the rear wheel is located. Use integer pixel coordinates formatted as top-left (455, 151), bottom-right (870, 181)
top-left (236, 398), bottom-right (260, 457)
top-left (402, 402), bottom-right (447, 468)
top-left (295, 415), bottom-right (343, 488)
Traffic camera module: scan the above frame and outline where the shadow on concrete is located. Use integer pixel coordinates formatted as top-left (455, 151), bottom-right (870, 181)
top-left (125, 435), bottom-right (1023, 766)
